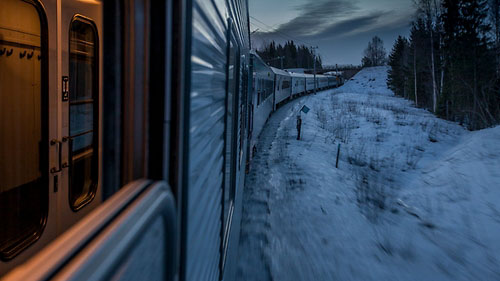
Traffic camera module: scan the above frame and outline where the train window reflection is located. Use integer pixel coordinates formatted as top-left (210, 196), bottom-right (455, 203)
top-left (0, 0), bottom-right (48, 260)
top-left (224, 39), bottom-right (236, 237)
top-left (282, 80), bottom-right (290, 89)
top-left (68, 17), bottom-right (98, 211)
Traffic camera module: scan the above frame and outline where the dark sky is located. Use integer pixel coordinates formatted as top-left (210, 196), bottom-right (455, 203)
top-left (250, 0), bottom-right (416, 66)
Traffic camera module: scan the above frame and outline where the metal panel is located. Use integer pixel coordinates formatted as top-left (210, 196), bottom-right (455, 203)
top-left (305, 74), bottom-right (315, 91)
top-left (186, 0), bottom-right (250, 280)
top-left (187, 1), bottom-right (227, 280)
top-left (222, 2), bottom-right (250, 278)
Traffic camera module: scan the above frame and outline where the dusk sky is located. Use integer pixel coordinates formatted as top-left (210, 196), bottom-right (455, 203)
top-left (250, 0), bottom-right (417, 66)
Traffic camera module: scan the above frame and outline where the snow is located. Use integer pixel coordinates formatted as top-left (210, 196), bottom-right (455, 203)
top-left (237, 66), bottom-right (500, 280)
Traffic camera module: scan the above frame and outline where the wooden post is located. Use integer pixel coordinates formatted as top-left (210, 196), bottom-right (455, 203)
top-left (296, 115), bottom-right (302, 140)
top-left (336, 143), bottom-right (341, 168)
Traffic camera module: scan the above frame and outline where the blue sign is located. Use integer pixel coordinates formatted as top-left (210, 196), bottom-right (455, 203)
top-left (301, 105), bottom-right (310, 114)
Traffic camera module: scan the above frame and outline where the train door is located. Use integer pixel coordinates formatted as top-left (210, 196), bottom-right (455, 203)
top-left (58, 1), bottom-right (103, 232)
top-left (0, 0), bottom-right (57, 268)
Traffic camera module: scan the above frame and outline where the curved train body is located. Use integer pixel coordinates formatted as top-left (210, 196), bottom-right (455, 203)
top-left (247, 51), bottom-right (343, 159)
top-left (0, 1), bottom-right (342, 280)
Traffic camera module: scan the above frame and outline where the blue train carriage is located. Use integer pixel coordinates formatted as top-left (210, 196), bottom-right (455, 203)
top-left (249, 51), bottom-right (274, 160)
top-left (270, 67), bottom-right (292, 108)
top-left (290, 72), bottom-right (307, 97)
top-left (189, 0), bottom-right (251, 280)
top-left (327, 74), bottom-right (338, 88)
top-left (305, 73), bottom-right (315, 93)
top-left (338, 74), bottom-right (345, 85)
top-left (317, 74), bottom-right (328, 90)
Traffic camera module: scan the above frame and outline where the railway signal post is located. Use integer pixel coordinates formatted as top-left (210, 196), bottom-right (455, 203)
top-left (297, 115), bottom-right (302, 140)
top-left (297, 105), bottom-right (310, 140)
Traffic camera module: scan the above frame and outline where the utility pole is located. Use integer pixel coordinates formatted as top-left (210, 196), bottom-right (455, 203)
top-left (267, 56), bottom-right (284, 68)
top-left (311, 46), bottom-right (318, 94)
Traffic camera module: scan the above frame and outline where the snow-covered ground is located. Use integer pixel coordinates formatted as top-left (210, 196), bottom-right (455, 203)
top-left (237, 66), bottom-right (500, 280)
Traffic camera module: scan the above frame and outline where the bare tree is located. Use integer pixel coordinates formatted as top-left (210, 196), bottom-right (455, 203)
top-left (362, 36), bottom-right (387, 66)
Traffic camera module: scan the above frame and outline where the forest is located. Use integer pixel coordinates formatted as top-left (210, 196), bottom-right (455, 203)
top-left (387, 0), bottom-right (500, 130)
top-left (256, 41), bottom-right (323, 70)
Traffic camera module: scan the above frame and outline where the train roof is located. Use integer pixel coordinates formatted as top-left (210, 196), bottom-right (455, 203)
top-left (270, 67), bottom-right (291, 77)
top-left (288, 72), bottom-right (306, 78)
top-left (324, 71), bottom-right (343, 76)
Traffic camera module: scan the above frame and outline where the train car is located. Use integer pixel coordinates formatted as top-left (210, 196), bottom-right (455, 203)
top-left (271, 67), bottom-right (291, 107)
top-left (0, 0), bottom-right (104, 274)
top-left (327, 75), bottom-right (338, 88)
top-left (317, 74), bottom-right (328, 89)
top-left (305, 73), bottom-right (315, 93)
top-left (1, 0), bottom-right (251, 280)
top-left (338, 74), bottom-right (345, 85)
top-left (290, 72), bottom-right (306, 97)
top-left (248, 52), bottom-right (274, 159)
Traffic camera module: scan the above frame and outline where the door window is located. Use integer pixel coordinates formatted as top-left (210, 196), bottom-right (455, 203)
top-left (0, 0), bottom-right (48, 260)
top-left (68, 17), bottom-right (98, 211)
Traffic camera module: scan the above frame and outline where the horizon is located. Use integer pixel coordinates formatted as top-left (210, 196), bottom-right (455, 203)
top-left (250, 0), bottom-right (416, 65)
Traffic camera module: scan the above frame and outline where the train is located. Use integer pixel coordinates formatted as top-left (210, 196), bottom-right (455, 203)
top-left (0, 0), bottom-right (342, 280)
top-left (248, 51), bottom-right (343, 160)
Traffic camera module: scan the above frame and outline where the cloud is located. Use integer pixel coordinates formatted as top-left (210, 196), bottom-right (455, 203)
top-left (311, 11), bottom-right (392, 39)
top-left (314, 10), bottom-right (414, 40)
top-left (255, 0), bottom-right (415, 43)
top-left (251, 0), bottom-right (416, 64)
top-left (270, 0), bottom-right (359, 37)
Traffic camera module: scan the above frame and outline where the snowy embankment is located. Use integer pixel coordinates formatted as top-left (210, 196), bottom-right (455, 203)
top-left (237, 66), bottom-right (500, 280)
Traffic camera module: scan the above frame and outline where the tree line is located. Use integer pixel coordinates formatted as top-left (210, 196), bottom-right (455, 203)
top-left (387, 0), bottom-right (500, 130)
top-left (257, 41), bottom-right (323, 70)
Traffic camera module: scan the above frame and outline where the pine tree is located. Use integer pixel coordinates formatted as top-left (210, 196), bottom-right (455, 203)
top-left (441, 0), bottom-right (496, 128)
top-left (389, 0), bottom-right (499, 128)
top-left (387, 36), bottom-right (410, 97)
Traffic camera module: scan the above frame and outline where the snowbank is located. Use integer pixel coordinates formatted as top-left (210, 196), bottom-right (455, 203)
top-left (238, 67), bottom-right (500, 281)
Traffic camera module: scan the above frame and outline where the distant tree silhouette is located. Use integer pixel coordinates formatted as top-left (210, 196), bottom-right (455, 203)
top-left (362, 36), bottom-right (387, 67)
top-left (257, 41), bottom-right (322, 69)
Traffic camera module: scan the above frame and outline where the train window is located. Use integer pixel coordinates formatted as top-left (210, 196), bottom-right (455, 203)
top-left (223, 40), bottom-right (234, 234)
top-left (0, 0), bottom-right (48, 260)
top-left (282, 80), bottom-right (290, 90)
top-left (223, 30), bottom-right (239, 261)
top-left (239, 57), bottom-right (247, 169)
top-left (68, 17), bottom-right (98, 211)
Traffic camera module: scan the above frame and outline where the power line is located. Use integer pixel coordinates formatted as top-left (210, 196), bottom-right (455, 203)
top-left (250, 21), bottom-right (302, 45)
top-left (250, 16), bottom-right (312, 46)
top-left (249, 15), bottom-right (315, 47)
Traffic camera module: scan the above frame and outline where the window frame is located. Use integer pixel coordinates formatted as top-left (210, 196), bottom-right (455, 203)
top-left (67, 15), bottom-right (100, 212)
top-left (282, 79), bottom-right (290, 90)
top-left (238, 54), bottom-right (247, 170)
top-left (221, 19), bottom-right (240, 272)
